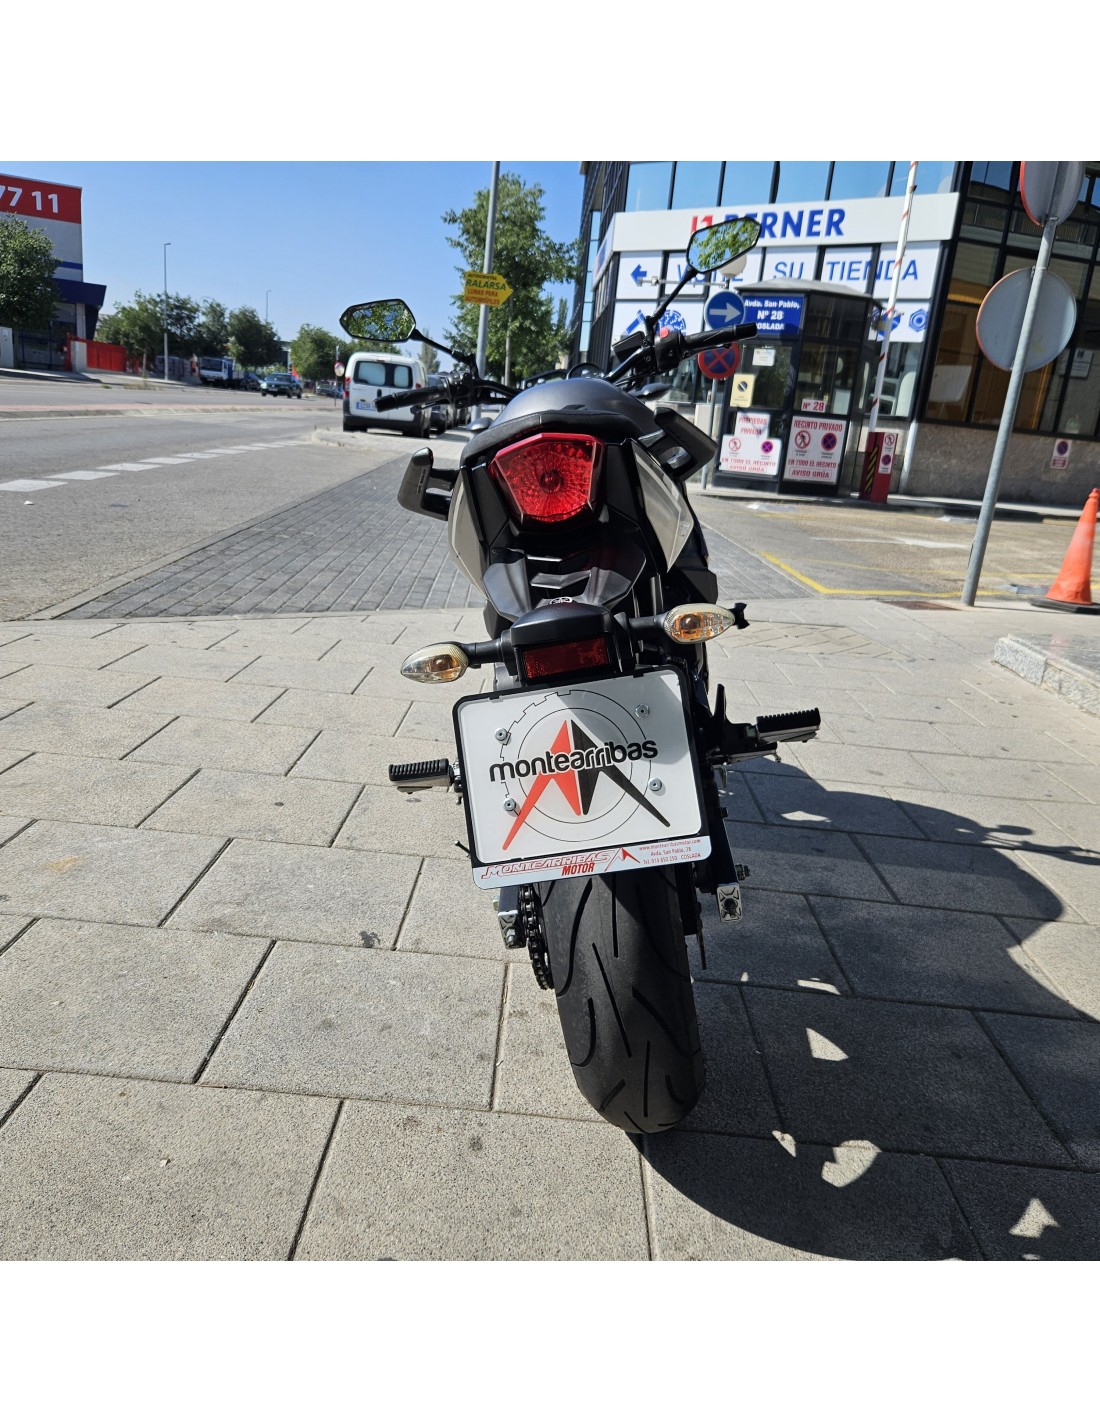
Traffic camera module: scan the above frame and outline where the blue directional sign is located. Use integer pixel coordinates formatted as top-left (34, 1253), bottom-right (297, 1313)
top-left (705, 291), bottom-right (746, 330)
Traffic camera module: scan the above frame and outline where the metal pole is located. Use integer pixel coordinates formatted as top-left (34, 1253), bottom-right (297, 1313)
top-left (867, 161), bottom-right (918, 437)
top-left (961, 216), bottom-right (1056, 606)
top-left (162, 242), bottom-right (171, 382)
top-left (473, 162), bottom-right (500, 420)
top-left (266, 290), bottom-right (271, 325)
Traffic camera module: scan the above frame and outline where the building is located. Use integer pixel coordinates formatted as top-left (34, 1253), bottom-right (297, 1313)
top-left (570, 162), bottom-right (1100, 504)
top-left (0, 171), bottom-right (106, 371)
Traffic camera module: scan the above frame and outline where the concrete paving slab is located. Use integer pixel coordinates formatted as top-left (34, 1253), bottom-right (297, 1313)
top-left (0, 814), bottom-right (31, 848)
top-left (0, 820), bottom-right (225, 927)
top-left (643, 1132), bottom-right (982, 1260)
top-left (717, 822), bottom-right (894, 901)
top-left (0, 636), bottom-right (150, 670)
top-left (0, 702), bottom-right (176, 759)
top-left (0, 1068), bottom-right (36, 1119)
top-left (0, 919), bottom-right (269, 1079)
top-left (941, 1158), bottom-right (1100, 1260)
top-left (90, 623), bottom-right (241, 650)
top-left (204, 634), bottom-right (342, 661)
top-left (1042, 761), bottom-right (1100, 803)
top-left (142, 768), bottom-right (360, 846)
top-left (1016, 842), bottom-right (1100, 925)
top-left (294, 1099), bottom-right (648, 1260)
top-left (168, 839), bottom-right (420, 946)
top-left (334, 784), bottom-right (466, 861)
top-left (743, 987), bottom-right (1072, 1166)
top-left (810, 898), bottom-right (1073, 1014)
top-left (887, 790), bottom-right (1068, 849)
top-left (1004, 918), bottom-right (1100, 1019)
top-left (687, 889), bottom-right (848, 993)
top-left (909, 750), bottom-right (1093, 804)
top-left (934, 723), bottom-right (1093, 765)
top-left (0, 1074), bottom-right (335, 1260)
top-left (855, 834), bottom-right (1077, 919)
top-left (314, 638), bottom-right (416, 665)
top-left (494, 966), bottom-right (603, 1123)
top-left (203, 939), bottom-right (503, 1107)
top-left (102, 646), bottom-right (261, 682)
top-left (232, 655), bottom-right (373, 694)
top-left (126, 715), bottom-right (319, 775)
top-left (115, 675), bottom-right (285, 722)
top-left (395, 700), bottom-right (456, 743)
top-left (254, 686), bottom-right (410, 736)
top-left (745, 774), bottom-right (926, 838)
top-left (351, 666), bottom-right (473, 705)
top-left (979, 1013), bottom-right (1100, 1169)
top-left (0, 701), bottom-right (32, 723)
top-left (0, 915), bottom-right (34, 950)
top-left (0, 663), bottom-right (156, 707)
top-left (826, 715), bottom-right (962, 756)
top-left (0, 752), bottom-right (194, 828)
top-left (684, 983), bottom-right (784, 1136)
top-left (395, 856), bottom-right (509, 959)
top-left (289, 729), bottom-right (445, 785)
top-left (0, 621), bottom-right (120, 640)
top-left (793, 741), bottom-right (952, 791)
top-left (846, 689), bottom-right (997, 724)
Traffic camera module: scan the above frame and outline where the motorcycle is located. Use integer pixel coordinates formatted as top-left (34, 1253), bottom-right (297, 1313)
top-left (340, 217), bottom-right (820, 1135)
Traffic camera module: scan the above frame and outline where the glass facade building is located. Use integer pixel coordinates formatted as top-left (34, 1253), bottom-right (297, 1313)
top-left (571, 161), bottom-right (1100, 503)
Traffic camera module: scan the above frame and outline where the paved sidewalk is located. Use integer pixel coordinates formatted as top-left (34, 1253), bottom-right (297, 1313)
top-left (0, 598), bottom-right (1098, 1259)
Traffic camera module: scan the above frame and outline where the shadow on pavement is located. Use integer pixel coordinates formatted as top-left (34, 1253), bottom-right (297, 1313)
top-left (642, 772), bottom-right (1100, 1260)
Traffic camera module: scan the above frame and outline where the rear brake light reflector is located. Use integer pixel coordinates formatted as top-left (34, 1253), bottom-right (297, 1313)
top-left (490, 432), bottom-right (603, 525)
top-left (521, 637), bottom-right (611, 680)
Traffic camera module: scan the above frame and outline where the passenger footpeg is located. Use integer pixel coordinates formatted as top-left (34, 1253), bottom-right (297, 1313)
top-left (388, 758), bottom-right (456, 793)
top-left (755, 709), bottom-right (822, 744)
top-left (710, 687), bottom-right (821, 765)
top-left (716, 863), bottom-right (750, 922)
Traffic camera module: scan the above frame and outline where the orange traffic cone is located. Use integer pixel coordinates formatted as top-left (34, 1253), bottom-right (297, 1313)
top-left (1032, 488), bottom-right (1100, 613)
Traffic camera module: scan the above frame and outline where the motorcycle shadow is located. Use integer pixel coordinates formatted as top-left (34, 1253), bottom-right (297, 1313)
top-left (642, 768), bottom-right (1100, 1261)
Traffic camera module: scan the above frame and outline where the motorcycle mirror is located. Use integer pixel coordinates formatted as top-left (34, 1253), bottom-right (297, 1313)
top-left (339, 299), bottom-right (417, 344)
top-left (685, 217), bottom-right (762, 275)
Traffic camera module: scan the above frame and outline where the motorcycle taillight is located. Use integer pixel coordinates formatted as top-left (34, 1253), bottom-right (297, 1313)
top-left (521, 636), bottom-right (611, 681)
top-left (490, 432), bottom-right (603, 525)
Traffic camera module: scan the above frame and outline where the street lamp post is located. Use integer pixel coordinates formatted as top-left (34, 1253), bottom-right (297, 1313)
top-left (162, 242), bottom-right (171, 383)
top-left (265, 291), bottom-right (271, 325)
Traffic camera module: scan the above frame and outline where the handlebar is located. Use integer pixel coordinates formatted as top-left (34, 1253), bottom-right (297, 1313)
top-left (376, 384), bottom-right (442, 411)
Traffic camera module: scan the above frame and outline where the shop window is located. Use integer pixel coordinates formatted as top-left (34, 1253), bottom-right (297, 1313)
top-left (775, 162), bottom-right (830, 204)
top-left (971, 353), bottom-right (1052, 431)
top-left (969, 162), bottom-right (1015, 197)
top-left (625, 162), bottom-right (673, 212)
top-left (891, 161), bottom-right (956, 196)
top-left (744, 341), bottom-right (795, 410)
top-left (830, 162), bottom-right (889, 200)
top-left (877, 343), bottom-right (922, 418)
top-left (1002, 250), bottom-right (1088, 297)
top-left (721, 162), bottom-right (775, 206)
top-left (960, 201), bottom-right (1009, 242)
top-left (671, 162), bottom-right (721, 210)
top-left (948, 242), bottom-right (998, 304)
top-left (1047, 268), bottom-right (1100, 437)
top-left (926, 302), bottom-right (980, 420)
top-left (802, 294), bottom-right (867, 346)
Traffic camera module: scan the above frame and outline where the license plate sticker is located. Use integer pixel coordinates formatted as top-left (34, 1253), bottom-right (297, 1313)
top-left (455, 668), bottom-right (706, 883)
top-left (355, 400), bottom-right (376, 411)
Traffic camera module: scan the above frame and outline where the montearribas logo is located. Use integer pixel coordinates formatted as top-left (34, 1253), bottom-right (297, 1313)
top-left (490, 717), bottom-right (669, 851)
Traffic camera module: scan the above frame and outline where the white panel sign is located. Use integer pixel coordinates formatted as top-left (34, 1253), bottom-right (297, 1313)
top-left (735, 412), bottom-right (770, 439)
top-left (719, 432), bottom-right (782, 479)
top-left (615, 252), bottom-right (662, 300)
top-left (872, 302), bottom-right (932, 344)
top-left (785, 417), bottom-right (846, 484)
top-left (613, 300), bottom-right (657, 342)
top-left (820, 246), bottom-right (874, 290)
top-left (762, 247), bottom-right (817, 283)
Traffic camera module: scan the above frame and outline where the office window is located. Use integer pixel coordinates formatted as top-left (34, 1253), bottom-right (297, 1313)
top-left (829, 162), bottom-right (889, 200)
top-left (720, 162), bottom-right (775, 205)
top-left (891, 161), bottom-right (955, 195)
top-left (625, 162), bottom-right (673, 211)
top-left (969, 162), bottom-right (1014, 197)
top-left (671, 162), bottom-right (721, 209)
top-left (775, 161), bottom-right (830, 203)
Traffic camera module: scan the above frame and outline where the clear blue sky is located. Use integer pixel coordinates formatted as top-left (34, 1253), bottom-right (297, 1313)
top-left (7, 162), bottom-right (585, 358)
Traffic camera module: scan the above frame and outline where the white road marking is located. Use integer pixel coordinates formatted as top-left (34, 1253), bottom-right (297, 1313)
top-left (0, 479), bottom-right (67, 491)
top-left (0, 440), bottom-right (312, 493)
top-left (96, 462), bottom-right (162, 472)
top-left (51, 470), bottom-right (124, 481)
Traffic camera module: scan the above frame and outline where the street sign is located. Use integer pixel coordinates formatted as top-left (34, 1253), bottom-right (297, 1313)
top-left (976, 268), bottom-right (1077, 372)
top-left (729, 374), bottom-right (756, 408)
top-left (1020, 161), bottom-right (1085, 227)
top-left (697, 346), bottom-right (739, 381)
top-left (464, 271), bottom-right (513, 306)
top-left (334, 361), bottom-right (345, 376)
top-left (705, 291), bottom-right (745, 330)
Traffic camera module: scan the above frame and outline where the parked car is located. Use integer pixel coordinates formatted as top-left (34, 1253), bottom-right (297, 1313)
top-left (316, 380), bottom-right (341, 397)
top-left (260, 373), bottom-right (302, 399)
top-left (240, 371), bottom-right (262, 391)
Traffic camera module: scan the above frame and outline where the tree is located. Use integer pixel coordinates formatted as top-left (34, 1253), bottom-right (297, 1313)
top-left (194, 300), bottom-right (229, 357)
top-left (418, 334), bottom-right (441, 376)
top-left (289, 324), bottom-right (357, 382)
top-left (228, 306), bottom-right (283, 369)
top-left (95, 290), bottom-right (199, 365)
top-left (442, 173), bottom-right (580, 382)
top-left (0, 217), bottom-right (60, 330)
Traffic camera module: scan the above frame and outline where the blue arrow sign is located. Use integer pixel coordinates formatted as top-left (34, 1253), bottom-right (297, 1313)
top-left (705, 291), bottom-right (746, 330)
top-left (631, 263), bottom-right (647, 285)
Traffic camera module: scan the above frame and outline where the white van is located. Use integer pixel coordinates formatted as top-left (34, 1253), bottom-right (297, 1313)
top-left (343, 350), bottom-right (430, 437)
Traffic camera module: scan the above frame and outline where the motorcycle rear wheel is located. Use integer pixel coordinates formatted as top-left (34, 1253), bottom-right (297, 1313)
top-left (539, 867), bottom-right (704, 1134)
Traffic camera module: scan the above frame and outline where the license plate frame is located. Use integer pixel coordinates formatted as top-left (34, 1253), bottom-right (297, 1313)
top-left (355, 399), bottom-right (376, 411)
top-left (453, 666), bottom-right (711, 888)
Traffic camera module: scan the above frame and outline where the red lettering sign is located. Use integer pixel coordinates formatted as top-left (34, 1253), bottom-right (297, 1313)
top-left (0, 174), bottom-right (82, 225)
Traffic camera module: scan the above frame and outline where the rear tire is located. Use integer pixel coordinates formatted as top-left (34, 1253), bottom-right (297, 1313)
top-left (539, 867), bottom-right (703, 1134)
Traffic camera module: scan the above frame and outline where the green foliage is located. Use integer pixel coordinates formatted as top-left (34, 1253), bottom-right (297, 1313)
top-left (95, 290), bottom-right (199, 361)
top-left (194, 299), bottom-right (230, 357)
top-left (0, 217), bottom-right (62, 330)
top-left (290, 324), bottom-right (355, 382)
top-left (418, 334), bottom-right (441, 375)
top-left (442, 173), bottom-right (579, 382)
top-left (228, 306), bottom-right (283, 368)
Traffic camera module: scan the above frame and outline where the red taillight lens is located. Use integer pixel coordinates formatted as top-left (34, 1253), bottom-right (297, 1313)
top-left (490, 432), bottom-right (603, 525)
top-left (521, 637), bottom-right (611, 680)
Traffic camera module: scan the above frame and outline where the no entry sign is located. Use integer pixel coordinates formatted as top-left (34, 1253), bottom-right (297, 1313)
top-left (697, 345), bottom-right (739, 381)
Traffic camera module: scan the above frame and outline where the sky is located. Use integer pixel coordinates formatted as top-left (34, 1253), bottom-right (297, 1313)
top-left (4, 161), bottom-right (585, 360)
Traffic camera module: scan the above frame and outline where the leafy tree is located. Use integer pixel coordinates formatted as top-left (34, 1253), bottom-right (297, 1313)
top-left (442, 173), bottom-right (580, 382)
top-left (418, 335), bottom-right (441, 375)
top-left (289, 324), bottom-right (356, 382)
top-left (0, 217), bottom-right (60, 330)
top-left (95, 290), bottom-right (199, 364)
top-left (194, 299), bottom-right (229, 357)
top-left (228, 305), bottom-right (283, 368)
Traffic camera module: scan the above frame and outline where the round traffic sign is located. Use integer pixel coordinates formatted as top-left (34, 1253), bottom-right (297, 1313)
top-left (976, 269), bottom-right (1077, 372)
top-left (705, 290), bottom-right (746, 330)
top-left (1020, 161), bottom-right (1085, 227)
top-left (697, 345), bottom-right (739, 381)
top-left (334, 361), bottom-right (345, 376)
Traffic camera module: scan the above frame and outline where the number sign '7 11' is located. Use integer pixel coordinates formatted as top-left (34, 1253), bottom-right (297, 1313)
top-left (0, 175), bottom-right (81, 225)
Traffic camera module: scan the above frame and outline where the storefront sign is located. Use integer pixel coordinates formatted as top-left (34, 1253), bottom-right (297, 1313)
top-left (762, 248), bottom-right (816, 283)
top-left (735, 412), bottom-right (770, 439)
top-left (743, 295), bottom-right (804, 336)
top-left (720, 432), bottom-right (782, 479)
top-left (785, 417), bottom-right (847, 484)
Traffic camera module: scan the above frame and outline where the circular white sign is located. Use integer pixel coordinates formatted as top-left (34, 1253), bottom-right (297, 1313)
top-left (976, 269), bottom-right (1077, 373)
top-left (334, 362), bottom-right (345, 376)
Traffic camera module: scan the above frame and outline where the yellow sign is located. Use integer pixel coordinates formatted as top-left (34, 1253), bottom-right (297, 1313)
top-left (729, 374), bottom-right (756, 408)
top-left (464, 271), bottom-right (513, 307)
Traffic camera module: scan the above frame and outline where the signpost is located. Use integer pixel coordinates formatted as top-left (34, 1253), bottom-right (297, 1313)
top-left (697, 346), bottom-right (739, 381)
top-left (962, 161), bottom-right (1084, 605)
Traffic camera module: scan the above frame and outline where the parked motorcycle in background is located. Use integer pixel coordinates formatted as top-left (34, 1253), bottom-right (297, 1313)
top-left (340, 218), bottom-right (820, 1135)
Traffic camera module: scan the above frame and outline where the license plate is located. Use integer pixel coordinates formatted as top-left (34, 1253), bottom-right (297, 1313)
top-left (355, 399), bottom-right (376, 411)
top-left (454, 667), bottom-right (710, 888)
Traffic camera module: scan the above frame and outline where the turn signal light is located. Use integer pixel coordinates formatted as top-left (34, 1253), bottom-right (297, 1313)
top-left (400, 643), bottom-right (469, 683)
top-left (490, 432), bottom-right (603, 525)
top-left (662, 604), bottom-right (738, 644)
